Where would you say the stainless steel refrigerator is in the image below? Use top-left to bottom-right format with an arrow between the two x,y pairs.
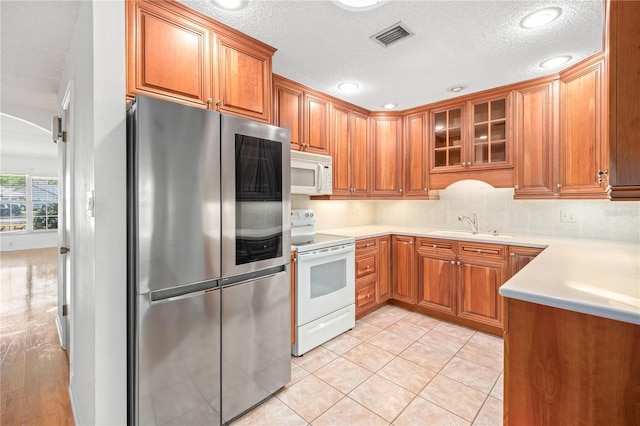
127,95 -> 291,425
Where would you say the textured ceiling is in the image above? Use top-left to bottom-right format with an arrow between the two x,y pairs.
0,0 -> 80,158
0,0 -> 603,158
1,0 -> 80,114
181,0 -> 603,111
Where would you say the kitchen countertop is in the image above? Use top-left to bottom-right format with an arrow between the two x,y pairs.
323,225 -> 640,325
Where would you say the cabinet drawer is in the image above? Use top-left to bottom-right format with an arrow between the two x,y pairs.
458,242 -> 506,259
356,238 -> 378,251
356,284 -> 376,309
356,254 -> 377,278
416,238 -> 456,254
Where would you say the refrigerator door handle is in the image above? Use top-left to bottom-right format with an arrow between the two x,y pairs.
220,265 -> 286,288
149,280 -> 220,304
149,289 -> 209,305
221,273 -> 280,290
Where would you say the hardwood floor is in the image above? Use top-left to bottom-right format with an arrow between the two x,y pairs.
1,248 -> 74,425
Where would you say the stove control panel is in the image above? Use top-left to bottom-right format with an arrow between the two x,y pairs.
291,209 -> 315,227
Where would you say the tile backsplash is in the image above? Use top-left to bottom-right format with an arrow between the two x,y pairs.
292,180 -> 640,243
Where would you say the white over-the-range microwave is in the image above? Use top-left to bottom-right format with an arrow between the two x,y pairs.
291,150 -> 333,195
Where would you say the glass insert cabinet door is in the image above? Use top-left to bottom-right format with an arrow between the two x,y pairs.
431,97 -> 509,170
433,107 -> 463,168
473,98 -> 507,165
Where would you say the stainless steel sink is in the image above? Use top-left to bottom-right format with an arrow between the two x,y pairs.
427,230 -> 476,237
427,230 -> 513,239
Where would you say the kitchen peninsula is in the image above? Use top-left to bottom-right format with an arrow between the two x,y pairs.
324,225 -> 640,424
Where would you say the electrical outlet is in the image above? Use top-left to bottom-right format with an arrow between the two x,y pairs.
355,206 -> 361,218
560,209 -> 577,223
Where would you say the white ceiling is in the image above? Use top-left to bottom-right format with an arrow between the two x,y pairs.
0,114 -> 57,159
0,0 -> 603,159
1,0 -> 80,159
181,0 -> 604,111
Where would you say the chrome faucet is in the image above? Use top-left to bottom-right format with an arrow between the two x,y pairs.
458,213 -> 478,234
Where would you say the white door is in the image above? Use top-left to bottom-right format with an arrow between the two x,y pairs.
56,85 -> 73,351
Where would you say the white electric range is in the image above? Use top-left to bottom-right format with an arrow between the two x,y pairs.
290,209 -> 355,356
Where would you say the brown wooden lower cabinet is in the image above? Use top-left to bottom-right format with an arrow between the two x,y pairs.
413,238 -> 507,335
504,298 -> 640,425
508,246 -> 544,278
391,235 -> 416,304
416,238 -> 457,315
355,234 -> 543,335
456,254 -> 505,329
355,236 -> 391,318
377,236 -> 391,302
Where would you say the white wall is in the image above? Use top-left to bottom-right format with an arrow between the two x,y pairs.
1,154 -> 58,176
298,180 -> 640,243
58,0 -> 126,424
0,154 -> 58,251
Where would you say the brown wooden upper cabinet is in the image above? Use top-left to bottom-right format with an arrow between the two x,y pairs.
330,102 -> 369,197
513,78 -> 558,199
126,0 -> 274,122
215,33 -> 272,122
429,94 -> 513,189
272,75 -> 330,154
607,0 -> 640,200
273,76 -> 303,149
370,114 -> 403,197
558,54 -> 608,199
403,111 -> 432,197
304,93 -> 330,154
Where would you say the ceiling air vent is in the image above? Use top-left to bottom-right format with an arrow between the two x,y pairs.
370,22 -> 414,47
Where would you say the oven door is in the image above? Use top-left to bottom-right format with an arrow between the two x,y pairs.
296,243 -> 355,326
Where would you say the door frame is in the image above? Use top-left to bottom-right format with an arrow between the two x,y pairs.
56,80 -> 74,356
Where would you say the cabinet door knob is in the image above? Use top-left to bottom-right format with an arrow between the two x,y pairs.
206,98 -> 213,104
450,260 -> 455,264
399,188 -> 403,193
514,184 -> 519,190
510,253 -> 515,257
215,100 -> 222,107
365,265 -> 370,269
477,249 -> 482,254
432,244 -> 437,248
456,261 -> 461,265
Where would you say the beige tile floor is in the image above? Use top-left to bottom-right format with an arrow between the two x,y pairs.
233,305 -> 504,426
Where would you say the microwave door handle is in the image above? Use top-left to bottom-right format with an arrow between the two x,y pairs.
317,163 -> 324,193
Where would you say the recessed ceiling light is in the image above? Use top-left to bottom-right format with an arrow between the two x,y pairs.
520,7 -> 562,29
447,85 -> 467,93
212,0 -> 248,10
333,0 -> 388,12
337,81 -> 359,93
382,103 -> 398,109
539,55 -> 572,68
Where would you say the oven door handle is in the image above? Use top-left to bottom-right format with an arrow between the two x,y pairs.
298,244 -> 354,260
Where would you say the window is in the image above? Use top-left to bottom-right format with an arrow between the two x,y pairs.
0,173 -> 58,233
